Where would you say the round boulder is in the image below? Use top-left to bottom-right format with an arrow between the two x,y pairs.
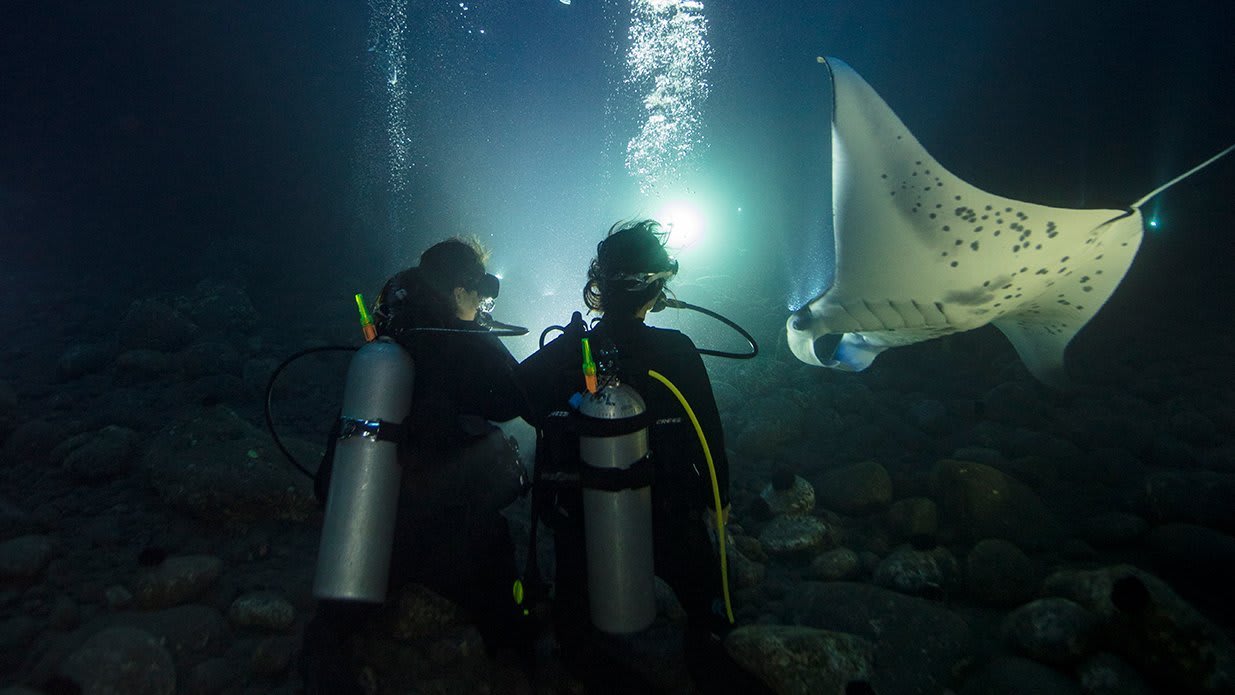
56,626 -> 176,695
965,538 -> 1038,606
1001,597 -> 1100,665
759,516 -> 832,556
725,624 -> 875,695
814,461 -> 893,515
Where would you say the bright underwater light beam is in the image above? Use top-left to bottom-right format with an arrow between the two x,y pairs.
624,0 -> 713,194
657,201 -> 704,250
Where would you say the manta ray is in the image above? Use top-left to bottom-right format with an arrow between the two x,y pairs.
787,57 -> 1233,388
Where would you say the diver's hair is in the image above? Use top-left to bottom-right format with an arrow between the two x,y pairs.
419,237 -> 489,295
584,219 -> 674,316
376,237 -> 489,332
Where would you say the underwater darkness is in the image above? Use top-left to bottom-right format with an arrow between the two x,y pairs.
2,0 -> 1235,693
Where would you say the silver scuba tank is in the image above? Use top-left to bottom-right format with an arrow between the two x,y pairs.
313,338 -> 415,602
577,382 -> 657,634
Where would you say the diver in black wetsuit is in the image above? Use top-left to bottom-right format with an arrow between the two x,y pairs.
518,220 -> 762,693
301,238 -> 530,694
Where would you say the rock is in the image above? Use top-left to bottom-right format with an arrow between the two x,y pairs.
57,343 -> 118,381
3,419 -> 58,468
907,399 -> 949,433
959,656 -> 1082,695
0,534 -> 56,581
982,382 -> 1043,427
724,624 -> 875,695
383,584 -> 469,641
1043,564 -> 1235,693
951,446 -> 1006,467
807,548 -> 861,581
886,497 -> 939,540
760,475 -> 815,517
119,299 -> 198,352
965,538 -> 1038,606
814,461 -> 893,515
105,584 -> 134,609
1144,471 -> 1235,534
930,459 -> 1061,549
180,342 -> 243,379
178,279 -> 259,334
250,635 -> 295,676
1001,598 -> 1100,665
872,544 -> 960,598
56,626 -> 176,695
228,591 -> 295,632
758,516 -> 832,556
1080,448 -> 1148,487
1169,410 -> 1218,446
785,581 -> 972,695
48,594 -> 81,631
735,415 -> 800,455
183,657 -> 242,695
62,426 -> 138,483
729,543 -> 767,589
132,555 -> 223,609
141,406 -> 319,523
1149,433 -> 1199,469
1076,652 -> 1154,695
1080,512 -> 1149,547
126,604 -> 230,669
0,381 -> 17,414
114,349 -> 179,384
1144,523 -> 1235,594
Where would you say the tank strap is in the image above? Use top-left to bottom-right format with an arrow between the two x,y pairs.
573,410 -> 653,437
579,454 -> 655,492
337,416 -> 407,444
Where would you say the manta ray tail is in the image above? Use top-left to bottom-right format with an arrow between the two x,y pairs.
1130,144 -> 1235,210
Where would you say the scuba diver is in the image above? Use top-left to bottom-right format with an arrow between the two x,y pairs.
299,238 -> 532,694
517,220 -> 767,693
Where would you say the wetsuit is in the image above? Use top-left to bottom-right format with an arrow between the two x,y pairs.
517,315 -> 731,639
303,314 -> 528,694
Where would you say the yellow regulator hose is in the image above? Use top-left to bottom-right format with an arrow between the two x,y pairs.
646,369 -> 734,625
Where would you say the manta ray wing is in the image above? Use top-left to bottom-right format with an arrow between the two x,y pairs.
786,57 -> 1228,388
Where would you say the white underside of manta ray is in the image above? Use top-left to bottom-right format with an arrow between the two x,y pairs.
787,57 -> 1234,388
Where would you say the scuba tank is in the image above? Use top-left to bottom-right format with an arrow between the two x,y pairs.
313,337 -> 415,602
573,335 -> 657,634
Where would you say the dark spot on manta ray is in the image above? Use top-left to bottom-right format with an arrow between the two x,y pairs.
950,261 -> 959,267
1083,286 -> 1093,292
971,241 -> 980,251
1035,244 -> 1042,250
1013,245 -> 1020,252
983,280 -> 991,286
955,195 -> 962,201
943,225 -> 951,232
941,252 -> 948,256
944,287 -> 995,305
1036,269 -> 1048,275
955,240 -> 963,246
1080,276 -> 1090,282
881,174 -> 888,179
974,226 -> 984,233
930,213 -> 937,219
1060,256 -> 1070,262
